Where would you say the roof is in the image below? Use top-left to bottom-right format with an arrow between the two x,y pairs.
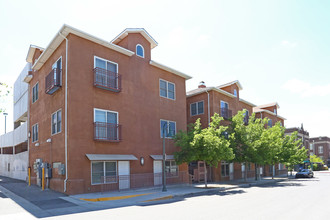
111,28 -> 158,49
150,155 -> 175,160
256,102 -> 280,109
253,108 -> 286,120
31,24 -> 135,70
217,80 -> 243,90
149,60 -> 192,80
86,154 -> 138,161
186,87 -> 236,98
26,45 -> 44,63
239,98 -> 256,107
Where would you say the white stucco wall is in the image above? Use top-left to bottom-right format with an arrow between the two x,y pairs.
14,63 -> 30,122
0,151 -> 28,181
0,123 -> 27,148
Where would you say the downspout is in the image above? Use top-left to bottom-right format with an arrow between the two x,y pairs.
204,89 -> 210,125
58,32 -> 68,192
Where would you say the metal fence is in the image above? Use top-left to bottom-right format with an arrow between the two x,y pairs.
94,67 -> 121,92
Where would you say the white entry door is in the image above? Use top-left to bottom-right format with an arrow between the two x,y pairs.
229,163 -> 234,180
118,161 -> 130,190
153,160 -> 162,186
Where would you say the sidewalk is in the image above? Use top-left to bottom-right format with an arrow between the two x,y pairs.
0,174 -> 294,218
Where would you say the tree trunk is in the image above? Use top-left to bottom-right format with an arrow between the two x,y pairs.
204,161 -> 208,188
272,164 -> 274,179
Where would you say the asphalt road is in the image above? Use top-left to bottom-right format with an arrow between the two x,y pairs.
1,172 -> 329,219
51,171 -> 330,220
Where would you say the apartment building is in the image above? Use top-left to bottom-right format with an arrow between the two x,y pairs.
0,63 -> 30,180
25,25 -> 191,194
310,137 -> 330,166
186,80 -> 257,182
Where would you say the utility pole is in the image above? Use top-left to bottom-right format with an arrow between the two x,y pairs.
162,122 -> 167,192
3,112 -> 8,134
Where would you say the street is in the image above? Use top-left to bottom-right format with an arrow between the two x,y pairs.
1,171 -> 330,220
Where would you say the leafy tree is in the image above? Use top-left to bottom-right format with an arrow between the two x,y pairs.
174,113 -> 234,187
310,154 -> 324,164
280,131 -> 307,176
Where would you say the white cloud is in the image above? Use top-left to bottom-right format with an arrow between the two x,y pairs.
282,78 -> 330,97
281,40 -> 298,48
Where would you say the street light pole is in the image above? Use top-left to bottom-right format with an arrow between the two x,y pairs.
3,112 -> 8,134
162,122 -> 167,192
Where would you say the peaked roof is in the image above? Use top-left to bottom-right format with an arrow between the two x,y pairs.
30,24 -> 135,70
217,80 -> 243,90
26,45 -> 44,63
111,28 -> 158,49
256,102 -> 280,109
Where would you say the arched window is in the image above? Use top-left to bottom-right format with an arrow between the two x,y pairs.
234,89 -> 237,97
136,44 -> 144,58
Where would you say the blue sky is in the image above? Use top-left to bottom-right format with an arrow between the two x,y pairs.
0,0 -> 329,137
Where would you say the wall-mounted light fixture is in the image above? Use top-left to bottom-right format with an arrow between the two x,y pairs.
35,143 -> 39,147
140,157 -> 145,166
46,138 -> 52,143
28,131 -> 31,138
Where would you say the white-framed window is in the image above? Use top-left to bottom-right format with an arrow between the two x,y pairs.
220,100 -> 230,118
136,44 -> 144,58
234,89 -> 237,97
94,108 -> 119,141
221,161 -> 229,176
32,82 -> 39,103
32,123 -> 38,143
268,119 -> 273,127
160,120 -> 176,138
165,160 -> 178,176
190,101 -> 204,116
52,57 -> 62,82
310,143 -> 314,151
51,109 -> 62,135
91,161 -> 117,184
319,146 -> 323,154
159,79 -> 175,100
94,56 -> 119,90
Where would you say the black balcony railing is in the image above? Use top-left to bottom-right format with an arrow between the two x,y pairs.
94,67 -> 121,92
220,108 -> 232,120
94,122 -> 121,142
45,68 -> 62,94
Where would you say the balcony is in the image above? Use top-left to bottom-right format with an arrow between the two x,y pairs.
94,67 -> 121,92
94,122 -> 122,142
220,108 -> 232,120
45,68 -> 62,95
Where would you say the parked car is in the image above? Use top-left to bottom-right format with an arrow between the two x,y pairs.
295,169 -> 314,178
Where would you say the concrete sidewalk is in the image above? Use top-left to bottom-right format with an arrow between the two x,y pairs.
0,174 -> 294,218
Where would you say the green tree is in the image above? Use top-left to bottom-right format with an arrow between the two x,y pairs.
174,113 -> 235,188
280,131 -> 307,176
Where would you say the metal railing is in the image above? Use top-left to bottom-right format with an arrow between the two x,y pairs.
94,122 -> 122,142
45,68 -> 61,94
220,108 -> 232,120
98,171 -> 190,192
94,67 -> 121,92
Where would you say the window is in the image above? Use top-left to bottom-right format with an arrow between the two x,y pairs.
94,109 -> 119,141
268,119 -> 273,127
32,83 -> 39,103
160,120 -> 176,138
165,160 -> 178,176
91,161 -> 117,184
319,146 -> 323,154
274,109 -> 277,114
52,57 -> 62,84
190,101 -> 204,116
32,124 -> 38,143
220,101 -> 230,119
234,89 -> 237,97
221,161 -> 229,176
136,44 -> 144,58
159,79 -> 175,100
94,56 -> 119,90
51,110 -> 62,135
310,143 -> 314,151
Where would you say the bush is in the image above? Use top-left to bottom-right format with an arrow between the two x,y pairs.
312,163 -> 319,171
